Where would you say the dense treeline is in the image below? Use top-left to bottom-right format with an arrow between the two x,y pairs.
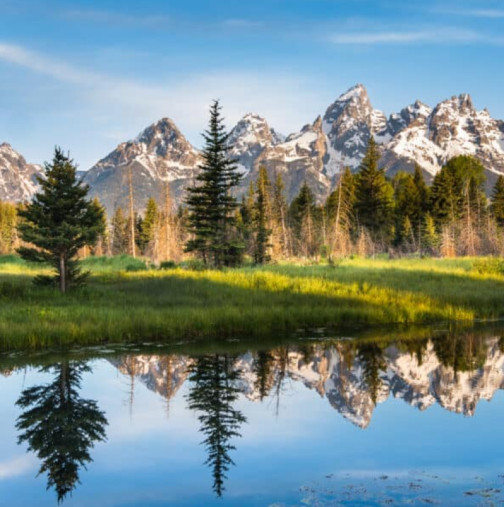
3,137 -> 504,265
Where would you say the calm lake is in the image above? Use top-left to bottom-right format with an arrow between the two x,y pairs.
1,327 -> 504,506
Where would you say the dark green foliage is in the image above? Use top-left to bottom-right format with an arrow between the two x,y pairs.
432,333 -> 486,373
326,167 -> 356,225
138,197 -> 158,254
491,175 -> 504,227
393,168 -> 429,248
16,361 -> 108,503
430,155 -> 485,226
253,167 -> 272,264
354,137 -> 394,243
111,207 -> 128,255
185,101 -> 243,267
186,354 -> 247,497
289,182 -> 320,257
356,342 -> 386,405
238,182 -> 256,255
17,148 -> 104,292
253,350 -> 274,401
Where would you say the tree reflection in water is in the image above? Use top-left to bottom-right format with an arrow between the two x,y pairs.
16,361 -> 108,503
186,354 -> 247,497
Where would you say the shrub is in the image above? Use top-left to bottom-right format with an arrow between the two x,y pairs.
159,261 -> 177,270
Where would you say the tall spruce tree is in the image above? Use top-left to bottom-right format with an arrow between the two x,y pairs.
186,355 -> 246,497
111,207 -> 128,255
430,155 -> 485,227
185,101 -> 243,267
17,148 -> 104,293
491,175 -> 504,227
253,167 -> 272,264
354,137 -> 394,244
16,362 -> 108,503
138,197 -> 159,255
289,182 -> 319,257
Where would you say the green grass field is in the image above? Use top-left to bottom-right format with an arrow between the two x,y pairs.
0,255 -> 503,350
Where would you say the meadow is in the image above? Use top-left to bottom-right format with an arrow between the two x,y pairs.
0,254 -> 503,351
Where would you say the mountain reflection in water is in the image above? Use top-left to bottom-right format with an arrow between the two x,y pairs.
2,331 -> 504,505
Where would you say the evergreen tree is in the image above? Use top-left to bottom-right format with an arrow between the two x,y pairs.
356,342 -> 386,405
17,148 -> 104,292
253,351 -> 274,401
186,355 -> 247,497
185,101 -> 243,267
138,197 -> 159,255
16,361 -> 108,503
239,181 -> 256,256
430,155 -> 485,227
422,213 -> 439,254
289,182 -> 319,257
271,173 -> 290,258
354,137 -> 394,245
491,175 -> 504,227
90,198 -> 109,256
253,167 -> 272,264
111,207 -> 128,255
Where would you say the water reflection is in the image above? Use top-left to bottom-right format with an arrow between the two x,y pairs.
186,355 -> 246,497
15,361 -> 108,503
3,331 -> 504,503
112,333 -> 504,431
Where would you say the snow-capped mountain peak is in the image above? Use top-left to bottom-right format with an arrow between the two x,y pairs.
0,143 -> 42,202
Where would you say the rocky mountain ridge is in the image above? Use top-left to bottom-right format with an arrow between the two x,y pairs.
2,84 -> 504,212
0,143 -> 42,203
111,337 -> 504,430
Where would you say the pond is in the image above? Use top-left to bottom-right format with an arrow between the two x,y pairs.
1,326 -> 504,506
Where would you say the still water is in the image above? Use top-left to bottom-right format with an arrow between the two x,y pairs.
1,328 -> 504,506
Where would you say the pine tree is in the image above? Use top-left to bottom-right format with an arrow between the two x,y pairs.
491,175 -> 504,227
422,213 -> 439,254
271,173 -> 290,258
239,181 -> 256,256
253,167 -> 272,264
17,148 -> 104,293
90,198 -> 109,256
354,137 -> 394,245
111,207 -> 128,255
185,101 -> 243,267
430,155 -> 485,227
139,197 -> 159,255
16,361 -> 108,503
289,182 -> 319,257
186,355 -> 246,497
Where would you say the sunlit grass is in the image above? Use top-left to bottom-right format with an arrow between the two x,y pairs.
0,255 -> 502,351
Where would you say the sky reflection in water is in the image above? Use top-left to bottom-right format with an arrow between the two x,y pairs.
1,331 -> 504,506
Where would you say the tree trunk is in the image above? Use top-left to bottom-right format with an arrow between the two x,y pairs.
59,253 -> 66,293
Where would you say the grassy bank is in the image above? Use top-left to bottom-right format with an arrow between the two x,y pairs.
0,255 -> 503,350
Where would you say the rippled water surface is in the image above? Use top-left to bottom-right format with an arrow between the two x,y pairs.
1,328 -> 504,506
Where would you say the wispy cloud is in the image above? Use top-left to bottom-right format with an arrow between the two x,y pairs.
223,19 -> 264,29
0,41 -> 329,166
328,27 -> 502,45
0,455 -> 35,480
435,8 -> 504,19
63,8 -> 171,28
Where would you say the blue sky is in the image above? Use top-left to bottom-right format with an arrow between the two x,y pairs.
0,0 -> 503,169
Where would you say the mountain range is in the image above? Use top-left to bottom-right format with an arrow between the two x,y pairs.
2,84 -> 504,214
111,336 -> 504,429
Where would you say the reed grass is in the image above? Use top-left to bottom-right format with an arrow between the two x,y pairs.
0,255 -> 502,351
